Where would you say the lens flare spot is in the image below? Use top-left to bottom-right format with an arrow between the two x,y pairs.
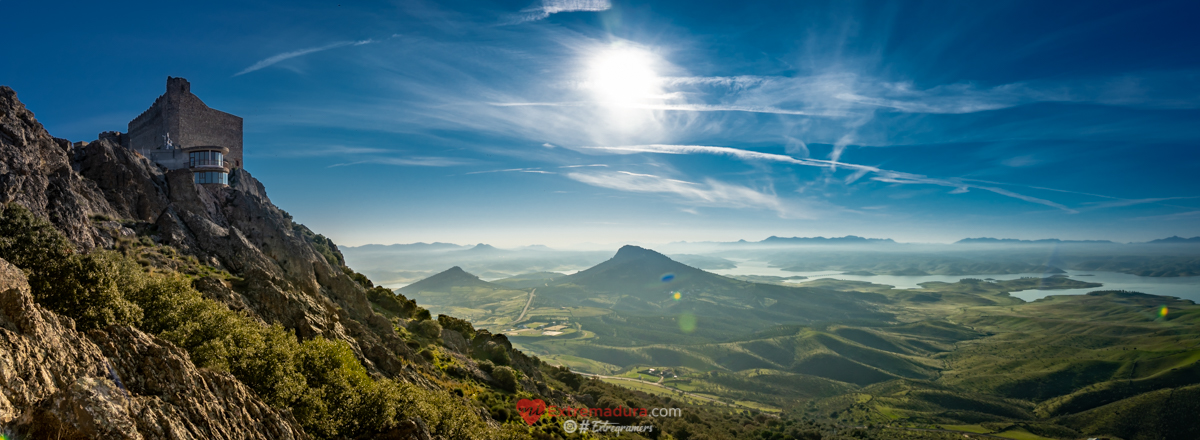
673,292 -> 682,301
1160,306 -> 1169,318
679,312 -> 697,333
661,273 -> 675,282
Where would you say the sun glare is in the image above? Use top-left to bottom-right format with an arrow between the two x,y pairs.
585,48 -> 661,106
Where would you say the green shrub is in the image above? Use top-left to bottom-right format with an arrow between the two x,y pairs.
473,340 -> 511,366
414,307 -> 432,321
0,203 -> 73,273
438,314 -> 476,338
477,360 -> 495,374
409,319 -> 443,339
0,204 -> 142,330
46,251 -> 144,330
492,366 -> 520,392
367,286 -> 417,317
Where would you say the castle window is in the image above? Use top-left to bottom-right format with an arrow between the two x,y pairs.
193,171 -> 228,185
189,150 -> 224,167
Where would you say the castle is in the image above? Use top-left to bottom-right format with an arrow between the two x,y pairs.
109,77 -> 243,185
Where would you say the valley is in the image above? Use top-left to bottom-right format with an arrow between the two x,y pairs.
395,244 -> 1200,440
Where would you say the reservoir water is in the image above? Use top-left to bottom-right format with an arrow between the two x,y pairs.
710,259 -> 1200,303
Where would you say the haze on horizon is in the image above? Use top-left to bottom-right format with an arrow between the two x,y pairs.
4,0 -> 1199,248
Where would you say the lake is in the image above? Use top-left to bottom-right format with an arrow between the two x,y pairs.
710,259 -> 1200,303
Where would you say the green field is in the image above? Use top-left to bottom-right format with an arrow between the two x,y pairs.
401,256 -> 1200,440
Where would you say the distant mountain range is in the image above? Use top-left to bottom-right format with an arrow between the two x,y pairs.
346,242 -> 466,251
955,237 -> 1117,244
463,243 -> 507,254
347,235 -> 1200,254
958,237 -> 1200,245
759,235 -> 897,244
1147,236 -> 1200,244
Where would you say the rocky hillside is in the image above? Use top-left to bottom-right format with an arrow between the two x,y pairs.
0,83 -> 423,373
0,85 -> 488,437
0,257 -> 308,439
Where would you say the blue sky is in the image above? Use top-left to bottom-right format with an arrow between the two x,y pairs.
4,0 -> 1199,246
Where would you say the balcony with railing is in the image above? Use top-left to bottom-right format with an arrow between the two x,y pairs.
184,146 -> 230,171
183,146 -> 232,185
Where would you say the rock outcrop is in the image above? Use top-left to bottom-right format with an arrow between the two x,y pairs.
0,85 -> 418,380
0,257 -> 308,439
0,87 -> 116,249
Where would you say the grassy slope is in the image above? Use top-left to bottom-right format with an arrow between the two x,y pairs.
398,259 -> 1200,439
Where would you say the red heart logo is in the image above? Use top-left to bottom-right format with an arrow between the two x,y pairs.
516,398 -> 546,425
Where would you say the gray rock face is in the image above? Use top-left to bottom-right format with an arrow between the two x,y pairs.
0,85 -> 416,379
0,86 -> 116,249
0,258 -> 308,439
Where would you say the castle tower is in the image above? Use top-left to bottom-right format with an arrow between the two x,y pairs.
127,77 -> 243,185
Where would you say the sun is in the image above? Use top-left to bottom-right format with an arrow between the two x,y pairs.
584,47 -> 661,106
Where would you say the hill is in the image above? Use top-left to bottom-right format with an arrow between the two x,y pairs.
399,265 -> 501,293
536,246 -> 892,333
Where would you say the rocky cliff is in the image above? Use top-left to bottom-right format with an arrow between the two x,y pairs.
0,86 -> 446,437
0,84 -> 420,371
0,257 -> 308,438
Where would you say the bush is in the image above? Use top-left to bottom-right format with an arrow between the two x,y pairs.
438,314 -> 476,338
414,307 -> 432,321
367,286 -> 417,317
45,251 -> 144,330
474,340 -> 511,366
0,204 -> 141,330
0,203 -> 73,274
492,366 -> 520,392
409,319 -> 443,339
477,360 -> 495,374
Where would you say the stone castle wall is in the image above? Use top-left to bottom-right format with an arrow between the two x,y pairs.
127,77 -> 243,169
127,95 -> 167,159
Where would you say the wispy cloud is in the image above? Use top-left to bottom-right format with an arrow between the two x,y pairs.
235,39 -> 376,76
277,145 -> 394,157
490,101 -> 850,117
507,0 -> 611,24
328,156 -> 471,168
465,167 -> 555,175
582,144 -> 1079,213
566,170 -> 813,218
1083,197 -> 1198,210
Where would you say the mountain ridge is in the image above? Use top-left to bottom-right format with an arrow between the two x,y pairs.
956,237 -> 1117,244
